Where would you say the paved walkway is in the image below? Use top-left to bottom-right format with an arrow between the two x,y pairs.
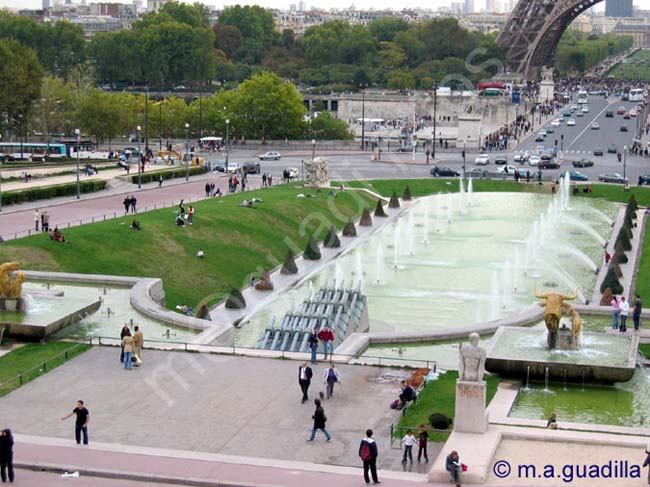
0,347 -> 427,472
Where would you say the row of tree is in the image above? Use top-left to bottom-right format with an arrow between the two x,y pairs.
600,194 -> 637,299
556,31 -> 633,75
2,66 -> 351,143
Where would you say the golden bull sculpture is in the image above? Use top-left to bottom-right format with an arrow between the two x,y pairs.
535,289 -> 581,349
0,262 -> 25,300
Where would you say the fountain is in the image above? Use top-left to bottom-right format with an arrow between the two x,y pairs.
423,205 -> 430,244
467,178 -> 473,206
0,262 -> 102,340
393,224 -> 401,268
375,244 -> 384,284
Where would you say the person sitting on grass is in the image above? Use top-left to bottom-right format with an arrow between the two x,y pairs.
131,220 -> 141,231
241,199 -> 255,208
175,214 -> 185,226
53,227 -> 65,243
196,248 -> 204,259
397,380 -> 417,409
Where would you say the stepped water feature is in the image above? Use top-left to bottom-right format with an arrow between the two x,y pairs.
257,284 -> 368,352
235,184 -> 617,347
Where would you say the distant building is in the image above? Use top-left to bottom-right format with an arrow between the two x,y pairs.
89,2 -> 138,23
605,0 -> 633,18
290,3 -> 296,11
68,15 -> 122,37
147,0 -> 170,12
485,0 -> 495,13
42,0 -> 52,9
298,0 -> 305,11
463,0 -> 475,14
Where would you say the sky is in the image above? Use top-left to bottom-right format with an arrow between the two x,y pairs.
0,0 -> 613,15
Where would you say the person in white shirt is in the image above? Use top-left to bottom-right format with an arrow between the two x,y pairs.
34,209 -> 40,231
620,296 -> 630,332
401,430 -> 416,463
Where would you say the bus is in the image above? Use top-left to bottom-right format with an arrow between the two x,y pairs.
478,82 -> 505,97
629,88 -> 645,102
0,142 -> 67,162
577,90 -> 588,104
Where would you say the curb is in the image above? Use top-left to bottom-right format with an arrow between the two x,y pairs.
15,461 -> 283,487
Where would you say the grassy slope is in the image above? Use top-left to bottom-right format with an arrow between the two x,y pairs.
395,371 -> 499,442
0,186 -> 375,309
0,342 -> 90,396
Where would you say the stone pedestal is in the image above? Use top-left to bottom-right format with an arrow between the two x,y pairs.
539,80 -> 554,104
454,380 -> 489,434
457,115 -> 481,148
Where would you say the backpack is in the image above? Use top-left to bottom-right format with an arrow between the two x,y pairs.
360,442 -> 372,462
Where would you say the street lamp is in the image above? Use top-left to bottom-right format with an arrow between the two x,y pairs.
360,84 -> 367,150
136,125 -> 142,189
462,139 -> 467,175
74,128 -> 80,199
225,119 -> 230,164
623,145 -> 628,183
432,83 -> 438,159
184,123 -> 190,181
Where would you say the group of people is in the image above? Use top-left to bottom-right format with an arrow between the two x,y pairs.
305,325 -> 336,363
120,324 -> 144,370
122,195 -> 138,215
611,294 -> 643,332
399,425 -> 430,464
204,182 -> 222,197
228,175 -> 245,193
175,200 -> 195,227
33,209 -> 50,232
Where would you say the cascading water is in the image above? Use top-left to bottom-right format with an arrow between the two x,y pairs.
393,223 -> 401,268
459,179 -> 466,210
407,210 -> 415,256
446,192 -> 453,223
355,250 -> 364,289
467,178 -> 473,206
435,193 -> 442,232
375,244 -> 384,284
334,262 -> 343,290
423,205 -> 430,244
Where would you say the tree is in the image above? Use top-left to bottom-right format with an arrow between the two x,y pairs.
0,38 -> 43,130
304,235 -> 322,260
368,17 -> 409,42
307,111 -> 353,140
138,1 -> 211,28
213,24 -> 244,58
230,72 -> 305,139
600,266 -> 623,294
75,88 -> 125,144
218,5 -> 279,63
302,21 -> 376,66
378,42 -> 406,71
387,69 -> 416,90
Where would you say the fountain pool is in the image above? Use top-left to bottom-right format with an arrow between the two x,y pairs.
10,282 -> 200,341
235,192 -> 617,348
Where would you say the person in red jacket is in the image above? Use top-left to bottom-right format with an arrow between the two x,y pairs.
317,325 -> 335,359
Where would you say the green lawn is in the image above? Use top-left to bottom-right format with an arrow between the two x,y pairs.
0,186 -> 375,310
0,341 -> 91,396
339,178 -> 650,206
639,343 -> 650,359
607,50 -> 650,81
395,371 -> 500,442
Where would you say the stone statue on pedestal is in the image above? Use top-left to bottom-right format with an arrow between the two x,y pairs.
303,157 -> 330,188
541,66 -> 554,82
459,332 -> 486,382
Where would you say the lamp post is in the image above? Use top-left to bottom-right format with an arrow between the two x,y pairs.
184,123 -> 190,181
144,86 -> 149,154
360,85 -> 366,150
74,128 -> 80,199
432,83 -> 438,159
225,118 -> 230,164
623,145 -> 628,183
136,125 -> 142,189
462,139 -> 467,175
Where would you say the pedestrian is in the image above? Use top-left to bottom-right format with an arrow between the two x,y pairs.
307,399 -> 332,442
130,195 -> 137,214
120,324 -> 131,362
188,205 -> 195,225
262,173 -> 267,187
322,363 -> 341,399
308,327 -> 319,364
605,250 -> 611,265
620,296 -> 629,332
401,429 -> 415,463
123,196 -> 130,215
61,400 -> 89,445
611,295 -> 620,330
417,424 -> 429,462
34,209 -> 40,232
634,294 -> 643,330
205,183 -> 211,197
0,429 -> 14,484
446,450 -> 461,487
317,324 -> 335,359
210,183 -> 215,196
122,333 -> 135,369
298,361 -> 313,404
359,429 -> 380,485
547,411 -> 558,429
158,175 -> 163,188
179,199 -> 185,216
268,174 -> 273,186
133,325 -> 143,361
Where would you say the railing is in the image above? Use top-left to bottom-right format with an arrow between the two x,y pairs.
0,341 -> 91,397
87,335 -> 437,371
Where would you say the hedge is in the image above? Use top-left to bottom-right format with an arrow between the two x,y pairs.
2,180 -> 107,206
130,165 -> 208,184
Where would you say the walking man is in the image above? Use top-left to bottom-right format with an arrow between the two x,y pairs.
308,327 -> 319,364
417,424 -> 429,462
122,333 -> 135,369
158,175 -> 163,188
307,399 -> 332,442
634,294 -> 643,330
133,325 -> 143,360
61,400 -> 89,445
359,429 -> 380,484
34,209 -> 40,232
0,429 -> 14,483
130,195 -> 137,214
322,363 -> 341,399
298,361 -> 313,404
188,205 -> 195,225
620,296 -> 629,332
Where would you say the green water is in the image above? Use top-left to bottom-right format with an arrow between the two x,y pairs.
511,368 -> 650,427
16,282 -> 199,341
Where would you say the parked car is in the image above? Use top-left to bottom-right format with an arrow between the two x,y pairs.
431,166 -> 461,177
243,161 -> 261,174
468,167 -> 487,177
567,119 -> 576,126
560,170 -> 589,181
605,111 -> 614,118
639,174 -> 650,185
396,146 -> 412,152
496,164 -> 518,174
620,125 -> 628,132
598,172 -> 627,183
494,154 -> 508,165
258,151 -> 282,161
591,122 -> 600,130
285,167 -> 299,179
475,154 -> 490,165
226,162 -> 241,173
593,148 -> 604,156
607,144 -> 617,153
539,160 -> 561,169
572,158 -> 594,168
528,155 -> 541,166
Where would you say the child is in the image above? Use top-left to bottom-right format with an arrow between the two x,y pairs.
417,424 -> 429,462
401,429 -> 416,463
